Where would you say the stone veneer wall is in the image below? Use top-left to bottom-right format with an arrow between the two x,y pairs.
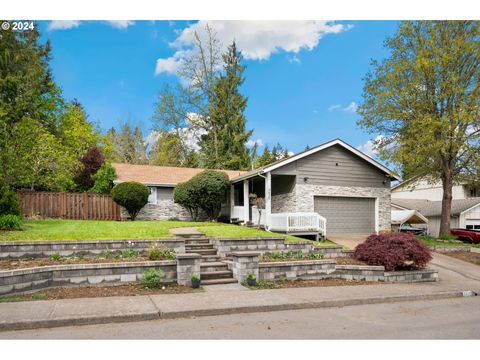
121,199 -> 208,221
272,192 -> 297,213
0,261 -> 177,295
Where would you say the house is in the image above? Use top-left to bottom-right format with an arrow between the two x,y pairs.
391,176 -> 480,236
113,138 -> 399,238
113,163 -> 245,220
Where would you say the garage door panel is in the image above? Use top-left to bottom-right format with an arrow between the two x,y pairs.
314,196 -> 375,234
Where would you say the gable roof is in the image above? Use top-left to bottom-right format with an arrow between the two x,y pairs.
113,163 -> 246,187
391,198 -> 480,217
232,138 -> 400,183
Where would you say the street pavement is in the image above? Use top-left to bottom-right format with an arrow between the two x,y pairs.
1,296 -> 479,339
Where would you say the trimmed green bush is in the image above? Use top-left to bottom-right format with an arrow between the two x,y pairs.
193,170 -> 230,220
0,183 -> 20,216
173,181 -> 200,221
141,268 -> 165,289
111,181 -> 149,220
0,215 -> 22,230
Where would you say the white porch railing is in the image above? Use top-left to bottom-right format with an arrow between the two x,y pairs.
268,212 -> 326,236
231,206 -> 245,221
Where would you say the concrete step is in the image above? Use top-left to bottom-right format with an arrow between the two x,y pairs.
201,270 -> 233,280
200,262 -> 228,272
185,244 -> 214,250
201,278 -> 238,286
186,249 -> 217,256
201,255 -> 221,262
175,233 -> 206,239
184,239 -> 211,245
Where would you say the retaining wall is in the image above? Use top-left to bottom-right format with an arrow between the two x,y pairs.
0,261 -> 177,295
384,269 -> 439,283
0,239 -> 185,259
429,246 -> 471,252
259,259 -> 336,281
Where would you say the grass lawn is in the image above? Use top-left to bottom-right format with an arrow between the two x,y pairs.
417,235 -> 480,248
0,219 -> 220,241
0,219 -> 336,244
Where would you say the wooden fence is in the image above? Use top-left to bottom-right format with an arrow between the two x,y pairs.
17,191 -> 122,220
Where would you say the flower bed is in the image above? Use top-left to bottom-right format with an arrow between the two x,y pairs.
244,278 -> 376,290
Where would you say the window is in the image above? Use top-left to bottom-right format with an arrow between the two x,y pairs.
148,187 -> 157,204
467,225 -> 474,230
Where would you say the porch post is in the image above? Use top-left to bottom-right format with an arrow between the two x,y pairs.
265,172 -> 271,229
243,180 -> 249,224
230,184 -> 235,221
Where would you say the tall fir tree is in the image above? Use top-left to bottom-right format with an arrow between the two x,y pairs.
200,42 -> 253,170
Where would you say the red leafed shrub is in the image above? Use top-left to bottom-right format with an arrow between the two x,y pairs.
353,232 -> 432,271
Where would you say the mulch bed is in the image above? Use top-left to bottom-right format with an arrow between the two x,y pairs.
0,256 -> 173,271
334,257 -> 367,266
441,251 -> 480,266
247,278 -> 376,290
0,283 -> 198,302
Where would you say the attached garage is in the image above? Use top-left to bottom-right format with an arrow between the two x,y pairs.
314,196 -> 376,235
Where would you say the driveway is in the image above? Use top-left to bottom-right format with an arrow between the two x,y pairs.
327,234 -> 369,249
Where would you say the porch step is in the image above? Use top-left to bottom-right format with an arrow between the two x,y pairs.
185,244 -> 214,250
201,270 -> 233,280
201,278 -> 238,286
186,248 -> 217,256
200,262 -> 228,272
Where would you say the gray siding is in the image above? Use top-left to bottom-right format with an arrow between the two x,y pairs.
157,187 -> 174,200
278,145 -> 390,188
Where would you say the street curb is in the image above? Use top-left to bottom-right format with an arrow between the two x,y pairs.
0,290 -> 474,332
158,290 -> 473,319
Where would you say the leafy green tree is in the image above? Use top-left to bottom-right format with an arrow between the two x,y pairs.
358,21 -> 480,236
0,180 -> 20,216
255,146 -> 274,168
111,182 -> 149,220
5,118 -> 74,191
173,182 -> 201,221
200,42 -> 253,170
89,163 -> 117,194
191,170 -> 230,221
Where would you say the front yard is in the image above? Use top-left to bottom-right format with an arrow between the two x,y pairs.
0,219 -> 336,244
417,235 -> 480,248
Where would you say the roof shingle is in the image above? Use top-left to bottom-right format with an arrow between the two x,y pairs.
113,163 -> 246,186
392,198 -> 480,217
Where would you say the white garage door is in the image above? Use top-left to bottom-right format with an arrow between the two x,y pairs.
314,196 -> 376,234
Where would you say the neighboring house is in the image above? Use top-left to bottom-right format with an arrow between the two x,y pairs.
113,139 -> 399,239
391,175 -> 480,236
391,176 -> 480,201
392,198 -> 480,237
113,163 -> 245,221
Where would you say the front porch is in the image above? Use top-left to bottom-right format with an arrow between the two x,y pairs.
229,173 -> 327,240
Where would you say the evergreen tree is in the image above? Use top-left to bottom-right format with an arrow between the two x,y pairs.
200,42 -> 253,170
255,146 -> 275,168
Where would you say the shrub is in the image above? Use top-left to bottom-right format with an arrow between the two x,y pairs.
354,232 -> 432,271
0,183 -> 20,216
147,244 -> 164,261
111,181 -> 149,220
247,271 -> 256,280
103,249 -> 111,258
173,182 -> 200,221
121,248 -> 139,258
89,163 -> 116,194
191,273 -> 200,281
0,215 -> 22,230
141,268 -> 164,289
162,249 -> 176,260
50,253 -> 62,261
192,170 -> 230,221
439,233 -> 458,241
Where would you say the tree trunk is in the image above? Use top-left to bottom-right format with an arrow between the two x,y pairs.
439,169 -> 453,237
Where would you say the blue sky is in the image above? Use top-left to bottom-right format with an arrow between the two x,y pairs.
38,20 -> 399,157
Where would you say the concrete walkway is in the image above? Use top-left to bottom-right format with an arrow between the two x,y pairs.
328,234 -> 368,249
169,227 -> 201,236
1,252 -> 479,332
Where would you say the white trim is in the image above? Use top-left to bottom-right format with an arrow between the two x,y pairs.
243,180 -> 249,224
460,202 -> 480,216
265,172 -> 272,229
375,197 -> 379,234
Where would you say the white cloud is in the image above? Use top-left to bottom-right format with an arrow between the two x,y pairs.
48,20 -> 134,31
246,139 -> 264,148
155,20 -> 351,76
154,51 -> 189,76
106,20 -> 134,29
343,102 -> 358,113
328,104 -> 342,112
357,135 -> 385,158
48,20 -> 81,31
